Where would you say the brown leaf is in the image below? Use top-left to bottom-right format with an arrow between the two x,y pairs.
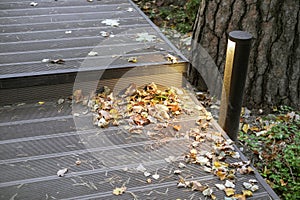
173,125 -> 181,131
50,59 -> 65,64
191,181 -> 207,192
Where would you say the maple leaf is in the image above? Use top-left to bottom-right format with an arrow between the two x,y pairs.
136,33 -> 156,42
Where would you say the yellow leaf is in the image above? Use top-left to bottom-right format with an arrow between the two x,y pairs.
224,188 -> 235,196
233,194 -> 246,200
173,125 -> 181,131
280,179 -> 287,186
216,170 -> 227,181
38,101 -> 45,105
242,190 -> 253,197
242,124 -> 249,133
113,186 -> 126,195
211,194 -> 217,200
128,57 -> 138,63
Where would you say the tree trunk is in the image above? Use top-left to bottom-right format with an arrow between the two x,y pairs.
189,0 -> 300,109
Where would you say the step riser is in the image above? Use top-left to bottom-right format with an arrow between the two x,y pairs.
0,64 -> 187,105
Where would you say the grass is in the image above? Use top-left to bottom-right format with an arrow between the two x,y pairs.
135,0 -> 200,33
238,107 -> 300,199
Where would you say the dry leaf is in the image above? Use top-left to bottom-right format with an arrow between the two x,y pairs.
166,54 -> 178,64
100,31 -> 110,37
251,185 -> 259,192
38,101 -> 45,105
243,182 -> 252,190
215,184 -> 225,190
136,164 -> 146,172
127,7 -> 134,12
88,51 -> 98,56
178,162 -> 186,168
50,59 -> 65,64
225,180 -> 235,188
242,190 -> 253,197
202,187 -> 213,196
224,188 -> 235,196
113,186 -> 126,195
173,125 -> 181,131
152,173 -> 160,180
101,19 -> 120,27
30,2 -> 38,6
144,171 -> 151,177
42,58 -> 50,63
136,33 -> 156,42
192,181 -> 207,192
57,168 -> 68,177
128,57 -> 138,63
75,160 -> 81,165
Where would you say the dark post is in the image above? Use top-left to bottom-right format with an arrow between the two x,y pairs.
219,31 -> 252,141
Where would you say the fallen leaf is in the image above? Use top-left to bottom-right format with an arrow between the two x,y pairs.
128,57 -> 138,63
41,58 -> 50,63
57,168 -> 68,177
174,170 -> 182,174
202,187 -> 213,196
75,159 -> 81,165
101,19 -> 120,27
242,124 -> 249,133
192,181 -> 207,192
251,185 -> 259,192
127,7 -> 134,12
136,164 -> 146,172
144,171 -> 151,177
38,101 -> 45,105
215,184 -> 225,190
57,98 -> 64,105
113,186 -> 126,195
152,173 -> 160,180
136,33 -> 156,42
225,180 -> 235,188
173,125 -> 181,131
50,59 -> 65,64
88,51 -> 98,56
243,182 -> 252,190
178,162 -> 186,168
30,2 -> 38,6
242,190 -> 253,197
224,188 -> 235,196
165,54 -> 178,64
100,31 -> 110,37
195,156 -> 209,166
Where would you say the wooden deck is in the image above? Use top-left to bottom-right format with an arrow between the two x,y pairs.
0,1 -> 279,199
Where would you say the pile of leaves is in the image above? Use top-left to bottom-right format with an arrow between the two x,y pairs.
239,106 -> 300,199
74,83 -> 184,131
176,125 -> 260,200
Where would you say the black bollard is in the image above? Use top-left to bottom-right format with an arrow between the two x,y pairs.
219,31 -> 252,141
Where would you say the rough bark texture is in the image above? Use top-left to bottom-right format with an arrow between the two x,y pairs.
190,0 -> 300,109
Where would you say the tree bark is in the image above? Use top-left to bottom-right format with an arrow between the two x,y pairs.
190,0 -> 300,109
